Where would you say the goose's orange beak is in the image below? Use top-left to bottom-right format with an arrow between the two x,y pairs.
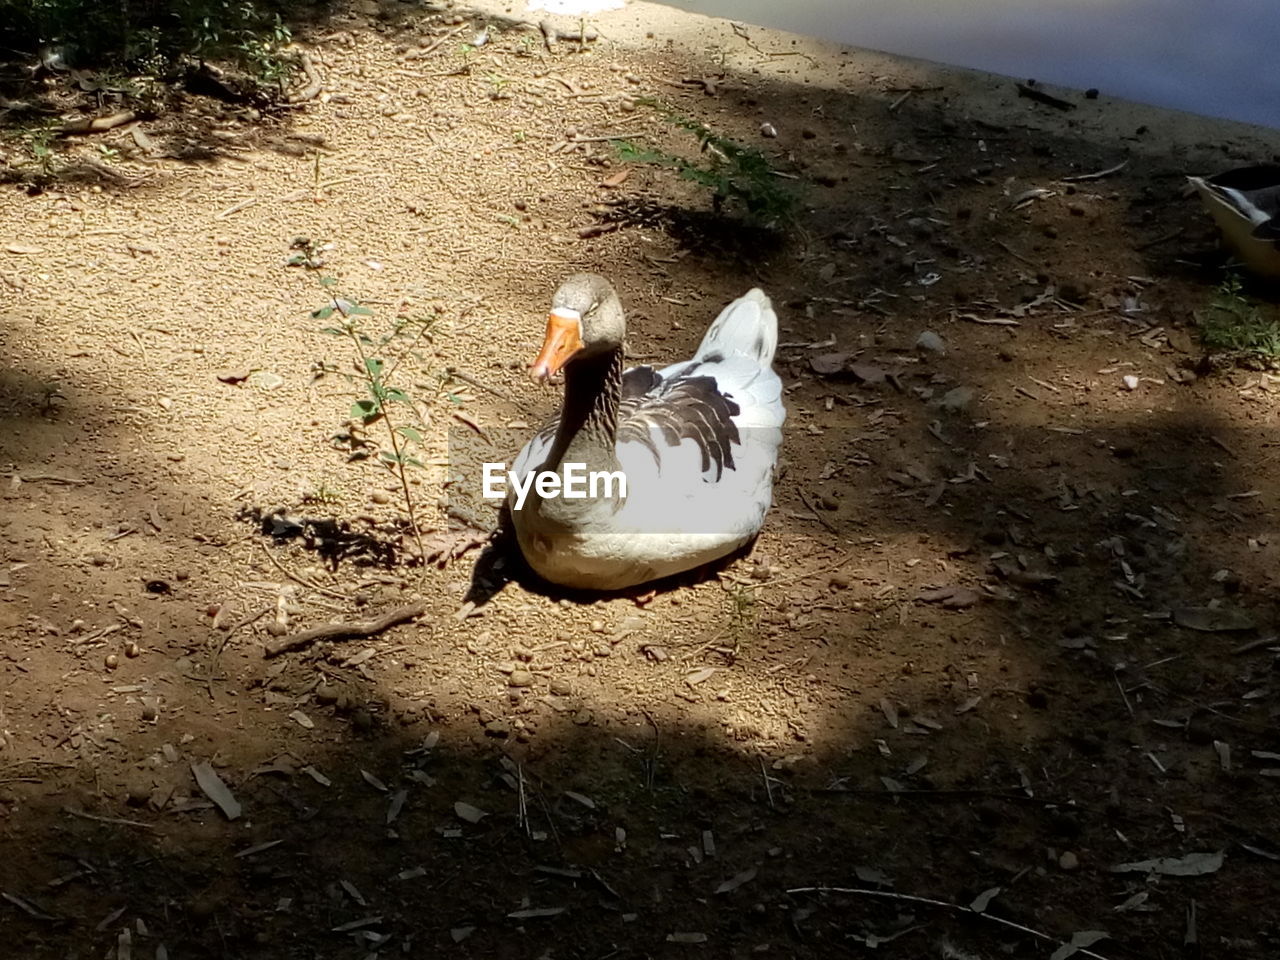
530,311 -> 583,380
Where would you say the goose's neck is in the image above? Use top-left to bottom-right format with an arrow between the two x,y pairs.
548,346 -> 624,470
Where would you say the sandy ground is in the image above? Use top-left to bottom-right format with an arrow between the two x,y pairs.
2,1 -> 1280,957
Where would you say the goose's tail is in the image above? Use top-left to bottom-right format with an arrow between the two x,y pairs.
693,289 -> 778,367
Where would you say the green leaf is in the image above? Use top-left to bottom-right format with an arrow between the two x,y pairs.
403,455 -> 425,469
318,326 -> 346,337
349,304 -> 373,316
364,358 -> 384,379
351,399 -> 380,420
379,450 -> 402,465
384,387 -> 410,404
397,426 -> 423,443
319,275 -> 337,287
312,306 -> 335,320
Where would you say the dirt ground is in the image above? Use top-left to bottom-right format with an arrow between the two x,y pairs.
2,1 -> 1280,957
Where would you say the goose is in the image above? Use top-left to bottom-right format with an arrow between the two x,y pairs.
1188,165 -> 1280,277
506,274 -> 785,591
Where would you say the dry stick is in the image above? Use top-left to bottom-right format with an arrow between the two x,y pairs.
64,806 -> 156,830
786,886 -> 1113,960
60,110 -> 136,135
259,542 -> 349,601
796,488 -> 840,534
1060,160 -> 1128,183
445,366 -> 517,403
17,473 -> 91,485
1137,227 -> 1184,250
263,601 -> 427,658
418,23 -> 469,57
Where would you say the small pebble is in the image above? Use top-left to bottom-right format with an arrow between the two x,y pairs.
1122,374 -> 1140,391
1059,851 -> 1080,871
914,330 -> 946,355
125,641 -> 140,658
370,490 -> 391,504
549,678 -> 573,696
508,669 -> 534,688
760,122 -> 777,138
105,654 -> 119,670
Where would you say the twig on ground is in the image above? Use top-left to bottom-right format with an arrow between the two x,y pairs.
61,110 -> 136,135
215,197 -> 258,220
1060,160 -> 1127,182
993,239 -> 1038,267
263,601 -> 428,658
64,806 -> 156,829
1137,228 -> 1184,250
797,488 -> 839,534
445,366 -> 517,403
786,886 -> 1113,960
259,543 -> 349,601
1015,82 -> 1076,111
15,473 -> 90,485
414,24 -> 469,58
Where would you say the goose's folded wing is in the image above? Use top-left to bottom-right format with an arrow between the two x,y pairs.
616,364 -> 741,481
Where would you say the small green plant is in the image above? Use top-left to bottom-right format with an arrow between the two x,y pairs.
724,583 -> 758,655
1196,273 -> 1280,362
615,99 -> 798,226
301,479 -> 343,506
23,126 -> 59,182
455,42 -> 476,74
486,72 -> 511,100
313,273 -> 438,564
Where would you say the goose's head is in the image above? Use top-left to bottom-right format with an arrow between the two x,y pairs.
530,273 -> 625,380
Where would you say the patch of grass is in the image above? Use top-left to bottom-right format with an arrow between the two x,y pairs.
615,98 -> 798,228
1196,274 -> 1280,362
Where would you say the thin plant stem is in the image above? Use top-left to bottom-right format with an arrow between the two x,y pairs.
342,307 -> 427,565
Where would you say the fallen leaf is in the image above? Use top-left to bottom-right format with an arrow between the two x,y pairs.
969,886 -> 1000,913
1173,607 -> 1255,632
809,352 -> 852,375
454,800 -> 488,823
1049,930 -> 1109,960
600,169 -> 630,188
916,585 -> 981,609
854,865 -> 892,886
1110,851 -> 1224,876
667,932 -> 708,943
190,761 -> 241,820
714,867 -> 757,894
5,243 -> 44,254
848,362 -> 889,384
